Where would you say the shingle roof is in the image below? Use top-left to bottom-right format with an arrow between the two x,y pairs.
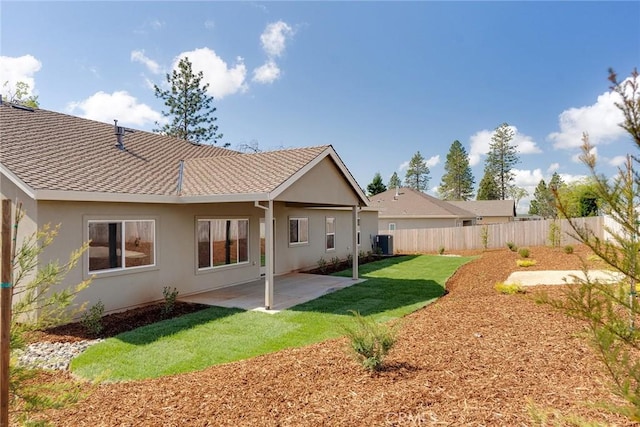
0,104 -> 333,199
369,187 -> 476,218
448,200 -> 516,218
180,147 -> 329,195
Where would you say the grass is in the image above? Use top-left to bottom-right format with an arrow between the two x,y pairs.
71,255 -> 472,381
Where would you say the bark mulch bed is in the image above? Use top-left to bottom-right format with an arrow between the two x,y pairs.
21,245 -> 635,426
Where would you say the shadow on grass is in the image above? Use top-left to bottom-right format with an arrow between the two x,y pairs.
115,305 -> 244,345
333,254 -> 420,278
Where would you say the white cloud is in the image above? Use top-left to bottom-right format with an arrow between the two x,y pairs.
260,21 -> 294,58
513,168 -> 545,188
0,54 -> 42,97
175,48 -> 247,99
66,91 -> 163,127
398,160 -> 410,172
252,60 -> 281,84
547,163 -> 560,173
131,50 -> 162,74
150,19 -> 164,30
608,155 -> 628,167
469,125 -> 541,166
547,88 -> 626,149
426,155 -> 440,168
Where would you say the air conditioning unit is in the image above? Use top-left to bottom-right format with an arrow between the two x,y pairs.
373,234 -> 393,256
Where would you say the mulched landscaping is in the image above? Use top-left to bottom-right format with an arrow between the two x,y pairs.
20,245 -> 636,426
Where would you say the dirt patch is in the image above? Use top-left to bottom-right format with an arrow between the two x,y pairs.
23,245 -> 634,426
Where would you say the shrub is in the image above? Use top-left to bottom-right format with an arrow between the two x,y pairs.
516,259 -> 537,267
438,245 -> 445,255
494,282 -> 525,295
506,242 -> 518,252
518,247 -> 530,258
548,221 -> 561,247
563,245 -> 574,254
346,253 -> 353,267
317,257 -> 327,274
80,300 -> 105,337
330,256 -> 341,270
161,286 -> 179,318
342,310 -> 399,371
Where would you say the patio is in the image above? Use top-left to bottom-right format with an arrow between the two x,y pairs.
179,273 -> 366,313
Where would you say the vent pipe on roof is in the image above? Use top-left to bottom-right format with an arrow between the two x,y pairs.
114,119 -> 134,150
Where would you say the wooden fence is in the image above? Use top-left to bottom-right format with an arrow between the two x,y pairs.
379,216 -> 604,253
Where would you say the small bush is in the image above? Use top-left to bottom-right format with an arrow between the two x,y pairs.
548,221 -> 561,247
80,300 -> 104,337
438,245 -> 445,255
330,256 -> 341,270
563,245 -> 574,254
494,282 -> 525,295
506,242 -> 518,252
518,247 -> 530,258
161,286 -> 179,318
480,225 -> 489,249
317,257 -> 327,274
346,253 -> 353,267
342,310 -> 398,371
516,259 -> 537,267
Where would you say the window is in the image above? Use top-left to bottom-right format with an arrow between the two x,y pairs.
198,219 -> 249,269
357,217 -> 361,246
326,217 -> 335,250
388,223 -> 396,231
289,217 -> 308,245
88,220 -> 155,273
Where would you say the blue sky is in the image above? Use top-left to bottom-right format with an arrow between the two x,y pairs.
1,1 -> 639,212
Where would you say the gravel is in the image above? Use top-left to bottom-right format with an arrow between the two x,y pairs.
14,340 -> 103,371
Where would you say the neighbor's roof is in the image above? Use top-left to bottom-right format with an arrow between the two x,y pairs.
448,200 -> 516,218
0,103 -> 367,205
369,187 -> 476,219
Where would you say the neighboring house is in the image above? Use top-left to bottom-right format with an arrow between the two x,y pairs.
0,102 -> 376,313
369,187 -> 476,231
448,200 -> 516,224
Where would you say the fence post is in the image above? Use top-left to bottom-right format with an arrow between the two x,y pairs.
0,199 -> 12,427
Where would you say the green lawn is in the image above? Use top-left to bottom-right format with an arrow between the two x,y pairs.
71,255 -> 471,381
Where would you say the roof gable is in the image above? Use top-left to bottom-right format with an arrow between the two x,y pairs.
369,187 -> 475,218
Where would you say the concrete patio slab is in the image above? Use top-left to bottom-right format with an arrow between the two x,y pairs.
505,269 -> 625,287
179,273 -> 366,313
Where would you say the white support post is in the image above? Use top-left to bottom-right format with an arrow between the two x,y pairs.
265,200 -> 274,309
352,206 -> 359,280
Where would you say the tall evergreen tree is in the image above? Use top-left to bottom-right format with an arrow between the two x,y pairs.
388,172 -> 401,189
476,171 -> 500,200
404,151 -> 430,192
529,179 -> 551,217
366,172 -> 387,196
439,140 -> 475,200
154,57 -> 225,145
484,123 -> 519,199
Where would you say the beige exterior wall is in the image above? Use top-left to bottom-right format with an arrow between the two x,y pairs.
30,199 -> 376,315
276,157 -> 359,206
379,217 -> 460,231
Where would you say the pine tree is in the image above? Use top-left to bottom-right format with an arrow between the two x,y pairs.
484,123 -> 519,199
439,140 -> 475,200
388,172 -> 401,189
366,172 -> 387,196
476,171 -> 500,200
404,151 -> 430,192
529,179 -> 551,217
154,57 -> 225,145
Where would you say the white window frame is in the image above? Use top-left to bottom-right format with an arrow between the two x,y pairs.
388,222 -> 396,231
325,217 -> 335,251
87,219 -> 156,275
289,217 -> 309,246
197,218 -> 250,270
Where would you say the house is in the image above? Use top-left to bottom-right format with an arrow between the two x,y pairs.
369,187 -> 476,231
0,102 -> 377,313
448,200 -> 516,224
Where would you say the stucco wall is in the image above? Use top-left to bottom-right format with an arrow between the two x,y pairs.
378,217 -> 460,231
32,200 -> 376,314
476,216 -> 512,225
